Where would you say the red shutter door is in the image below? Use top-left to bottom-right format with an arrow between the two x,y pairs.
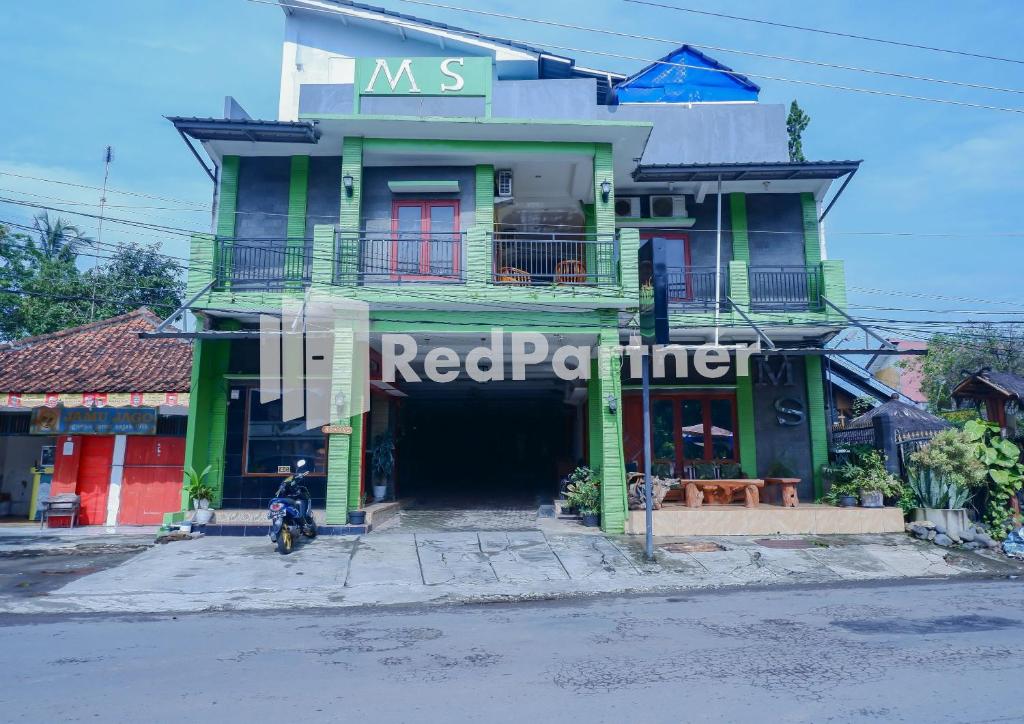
77,436 -> 114,525
119,437 -> 185,525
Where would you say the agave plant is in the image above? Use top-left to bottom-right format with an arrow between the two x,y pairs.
908,467 -> 969,510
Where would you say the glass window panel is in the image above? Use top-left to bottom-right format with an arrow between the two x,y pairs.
245,390 -> 327,475
709,398 -> 736,460
651,399 -> 676,476
680,399 -> 705,461
395,205 -> 422,274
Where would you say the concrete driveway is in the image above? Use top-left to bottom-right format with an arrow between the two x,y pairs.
2,530 -> 1019,615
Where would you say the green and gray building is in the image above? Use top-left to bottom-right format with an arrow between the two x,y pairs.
165,0 -> 857,533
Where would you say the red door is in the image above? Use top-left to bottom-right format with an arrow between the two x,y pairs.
119,437 -> 185,525
391,199 -> 460,280
77,436 -> 114,525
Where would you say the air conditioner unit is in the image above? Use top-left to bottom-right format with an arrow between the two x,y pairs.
496,169 -> 513,197
615,196 -> 641,218
649,195 -> 687,219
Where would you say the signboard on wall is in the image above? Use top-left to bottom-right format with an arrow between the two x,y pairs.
29,407 -> 158,436
356,56 -> 491,97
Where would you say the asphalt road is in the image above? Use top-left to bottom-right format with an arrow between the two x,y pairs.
1,578 -> 1022,723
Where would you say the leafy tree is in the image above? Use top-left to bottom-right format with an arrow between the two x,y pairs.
90,242 -> 185,320
787,100 -> 811,162
0,221 -> 184,341
916,324 -> 1024,411
31,212 -> 93,261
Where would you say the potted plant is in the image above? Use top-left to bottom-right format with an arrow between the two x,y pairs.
851,450 -> 903,508
823,447 -> 901,508
565,466 -> 601,527
907,467 -> 970,537
370,432 -> 395,503
184,465 -> 215,525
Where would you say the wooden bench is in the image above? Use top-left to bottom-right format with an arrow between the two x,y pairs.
684,479 -> 764,508
763,477 -> 801,508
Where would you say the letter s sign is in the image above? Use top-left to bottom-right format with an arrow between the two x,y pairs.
774,397 -> 805,426
440,57 -> 465,92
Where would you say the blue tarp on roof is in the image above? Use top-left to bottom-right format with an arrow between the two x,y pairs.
612,45 -> 759,104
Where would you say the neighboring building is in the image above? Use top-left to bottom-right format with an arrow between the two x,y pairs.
166,0 -> 856,532
0,309 -> 190,525
869,339 -> 928,406
826,354 -> 916,427
953,368 -> 1024,435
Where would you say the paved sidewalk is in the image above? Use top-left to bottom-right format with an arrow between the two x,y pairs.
1,530 -> 1019,615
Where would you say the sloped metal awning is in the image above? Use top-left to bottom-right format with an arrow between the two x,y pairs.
632,160 -> 861,183
168,117 -> 322,144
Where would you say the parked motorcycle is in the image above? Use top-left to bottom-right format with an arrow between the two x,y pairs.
268,459 -> 317,554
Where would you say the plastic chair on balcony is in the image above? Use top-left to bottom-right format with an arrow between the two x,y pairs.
496,266 -> 532,286
555,259 -> 587,285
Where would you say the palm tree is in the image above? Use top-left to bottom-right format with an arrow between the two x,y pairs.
32,212 -> 92,260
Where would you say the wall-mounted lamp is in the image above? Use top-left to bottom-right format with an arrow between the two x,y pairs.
606,394 -> 618,414
343,174 -> 354,197
600,179 -> 612,203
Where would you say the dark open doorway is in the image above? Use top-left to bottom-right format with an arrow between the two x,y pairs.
397,386 -> 577,506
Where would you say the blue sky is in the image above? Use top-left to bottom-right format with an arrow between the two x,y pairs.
3,0 -> 1023,335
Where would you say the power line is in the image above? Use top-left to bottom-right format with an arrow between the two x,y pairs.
624,0 -> 1024,66
0,170 -> 210,208
392,0 -> 1024,95
260,0 -> 1024,114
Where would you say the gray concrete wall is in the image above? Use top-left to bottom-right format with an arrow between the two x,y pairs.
296,79 -> 789,165
235,157 -> 290,239
687,196 -> 733,270
299,84 -> 355,115
492,79 -> 597,119
361,166 -> 477,232
305,156 -> 342,237
746,194 -> 806,268
752,355 -> 815,499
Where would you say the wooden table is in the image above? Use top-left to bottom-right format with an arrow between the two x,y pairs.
684,479 -> 764,508
764,477 -> 801,508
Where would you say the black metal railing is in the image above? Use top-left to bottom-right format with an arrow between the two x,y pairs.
749,265 -> 823,311
666,265 -> 729,311
491,233 -> 618,286
214,238 -> 311,289
336,231 -> 465,284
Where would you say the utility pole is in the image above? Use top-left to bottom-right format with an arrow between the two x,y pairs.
90,145 -> 113,321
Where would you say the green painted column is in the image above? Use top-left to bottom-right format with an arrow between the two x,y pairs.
821,259 -> 846,322
729,193 -> 749,263
800,192 -> 823,304
617,227 -> 639,293
286,156 -> 309,283
216,156 -> 240,288
728,261 -> 749,311
347,412 -> 365,511
326,323 -> 357,524
187,233 -> 214,298
596,327 -> 627,533
736,372 -> 757,479
593,144 -> 615,284
336,138 -> 364,286
472,165 -> 495,285
805,356 -> 828,500
176,331 -> 230,519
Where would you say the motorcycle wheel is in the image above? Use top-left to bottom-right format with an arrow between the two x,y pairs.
276,526 -> 293,555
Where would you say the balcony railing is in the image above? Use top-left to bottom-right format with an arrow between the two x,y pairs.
749,265 -> 823,311
214,238 -> 311,289
666,266 -> 729,311
491,233 -> 618,286
336,231 -> 465,284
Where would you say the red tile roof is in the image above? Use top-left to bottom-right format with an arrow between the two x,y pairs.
0,308 -> 191,393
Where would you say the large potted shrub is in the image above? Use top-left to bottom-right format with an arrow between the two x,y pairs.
565,466 -> 601,527
184,465 -> 215,525
823,447 -> 902,508
370,432 -> 395,503
907,467 -> 970,537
